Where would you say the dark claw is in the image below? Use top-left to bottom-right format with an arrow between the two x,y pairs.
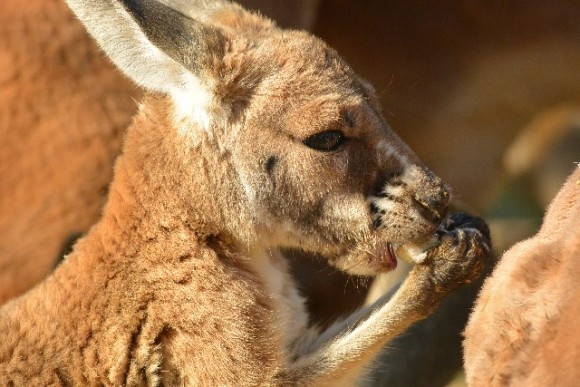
439,212 -> 491,247
421,212 -> 492,294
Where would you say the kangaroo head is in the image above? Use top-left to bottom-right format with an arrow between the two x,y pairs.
67,0 -> 450,275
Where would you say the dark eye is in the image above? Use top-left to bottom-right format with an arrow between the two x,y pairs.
303,130 -> 346,152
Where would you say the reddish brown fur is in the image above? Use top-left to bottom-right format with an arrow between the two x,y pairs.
0,0 -> 492,383
3,1 -> 580,307
0,89 -> 487,384
0,0 -> 326,307
464,167 -> 580,386
0,97 -> 280,385
0,0 -> 137,303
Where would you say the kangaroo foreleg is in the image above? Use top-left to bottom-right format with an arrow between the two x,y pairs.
280,213 -> 491,386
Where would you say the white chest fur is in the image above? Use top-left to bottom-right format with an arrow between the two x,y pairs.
248,249 -> 309,355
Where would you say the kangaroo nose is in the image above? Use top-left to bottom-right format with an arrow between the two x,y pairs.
413,175 -> 450,223
414,194 -> 449,222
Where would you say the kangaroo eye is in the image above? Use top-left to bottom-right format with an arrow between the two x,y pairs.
303,130 -> 346,152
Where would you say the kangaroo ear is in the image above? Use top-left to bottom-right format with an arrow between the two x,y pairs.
66,0 -> 230,129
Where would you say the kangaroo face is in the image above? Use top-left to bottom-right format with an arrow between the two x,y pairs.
219,32 -> 450,274
67,0 -> 450,275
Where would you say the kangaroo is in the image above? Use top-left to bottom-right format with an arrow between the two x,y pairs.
0,0 -> 490,385
464,167 -> 580,386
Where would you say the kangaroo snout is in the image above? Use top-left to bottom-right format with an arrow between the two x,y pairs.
410,167 -> 450,223
369,164 -> 450,243
412,177 -> 450,223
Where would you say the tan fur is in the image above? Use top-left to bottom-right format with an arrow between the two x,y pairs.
464,167 -> 580,386
0,0 -> 490,384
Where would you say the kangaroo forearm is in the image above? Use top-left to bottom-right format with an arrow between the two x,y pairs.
280,266 -> 440,385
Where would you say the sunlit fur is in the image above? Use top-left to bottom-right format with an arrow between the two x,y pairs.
464,167 -> 580,386
0,1 -> 490,385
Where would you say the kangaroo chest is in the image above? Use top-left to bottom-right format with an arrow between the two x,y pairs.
249,249 -> 309,353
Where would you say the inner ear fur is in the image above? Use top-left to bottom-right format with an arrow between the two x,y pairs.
120,0 -> 227,77
66,0 -> 273,127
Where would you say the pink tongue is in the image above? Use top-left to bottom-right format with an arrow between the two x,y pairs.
384,244 -> 398,269
386,253 -> 397,269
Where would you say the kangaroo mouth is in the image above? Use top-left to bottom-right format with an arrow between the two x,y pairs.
384,242 -> 398,269
367,242 -> 398,272
369,235 -> 441,273
392,236 -> 440,264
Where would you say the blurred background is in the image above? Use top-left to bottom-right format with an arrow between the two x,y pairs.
1,1 -> 579,386
243,0 -> 580,264
310,0 -> 580,228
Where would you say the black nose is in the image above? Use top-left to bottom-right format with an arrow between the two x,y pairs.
413,187 -> 449,223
